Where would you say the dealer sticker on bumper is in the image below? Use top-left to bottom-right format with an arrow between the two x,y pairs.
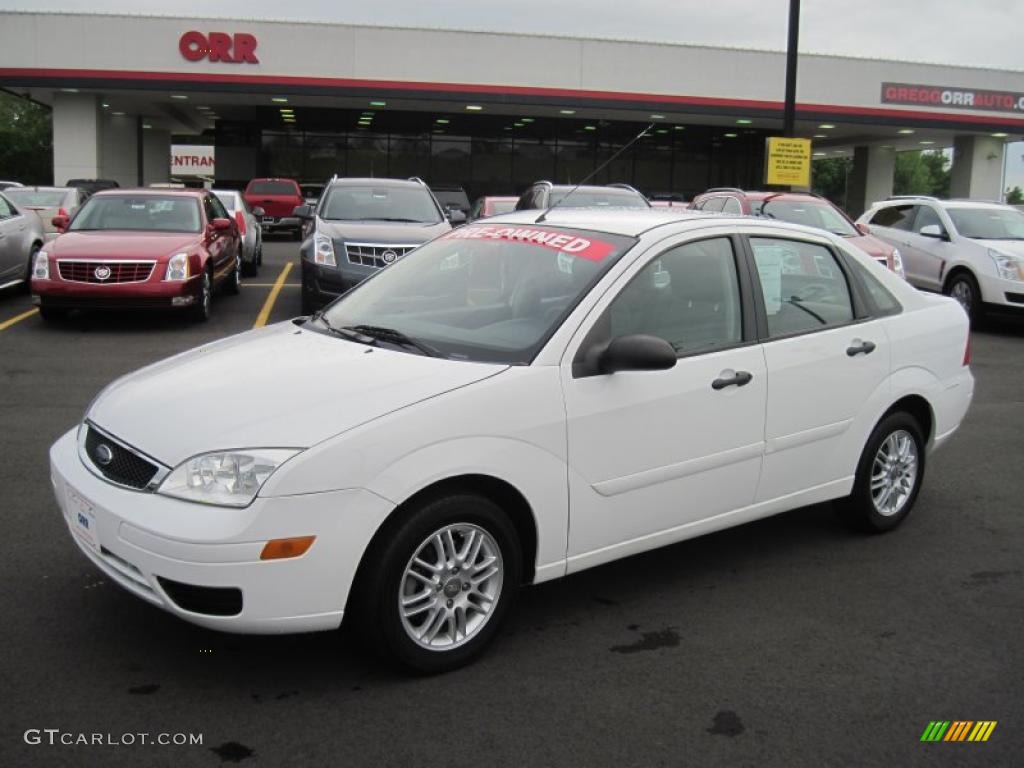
67,487 -> 100,552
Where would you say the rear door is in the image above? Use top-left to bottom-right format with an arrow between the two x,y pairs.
744,232 -> 890,501
864,204 -> 923,282
0,195 -> 27,283
899,204 -> 951,290
202,195 -> 233,279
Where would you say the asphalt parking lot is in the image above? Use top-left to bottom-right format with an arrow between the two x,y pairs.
1,239 -> 1021,768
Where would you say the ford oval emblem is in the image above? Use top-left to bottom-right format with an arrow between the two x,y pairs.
94,265 -> 112,281
381,250 -> 398,264
95,443 -> 114,466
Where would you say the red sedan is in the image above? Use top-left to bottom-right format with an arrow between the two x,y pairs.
31,189 -> 242,322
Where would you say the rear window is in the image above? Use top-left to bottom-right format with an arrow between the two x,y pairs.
247,181 -> 299,196
548,190 -> 649,209
869,204 -> 916,231
213,192 -> 239,212
4,189 -> 68,208
753,199 -> 857,236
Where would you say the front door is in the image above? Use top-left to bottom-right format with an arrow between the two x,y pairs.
561,235 -> 767,570
0,195 -> 25,284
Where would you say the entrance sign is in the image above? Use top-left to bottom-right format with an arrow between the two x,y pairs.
764,137 -> 811,187
170,145 -> 215,177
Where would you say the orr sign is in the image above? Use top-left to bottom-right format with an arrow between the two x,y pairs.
882,82 -> 1024,113
179,31 -> 259,64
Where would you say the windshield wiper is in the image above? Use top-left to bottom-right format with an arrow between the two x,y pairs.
311,312 -> 376,344
344,324 -> 445,357
786,297 -> 827,324
364,217 -> 429,223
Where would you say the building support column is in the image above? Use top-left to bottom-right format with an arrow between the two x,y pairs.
950,135 -> 1005,201
141,129 -> 171,185
52,92 -> 101,186
847,145 -> 895,218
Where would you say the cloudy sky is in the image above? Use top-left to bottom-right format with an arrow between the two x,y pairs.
5,1 -> 1023,188
4,0 -> 1023,70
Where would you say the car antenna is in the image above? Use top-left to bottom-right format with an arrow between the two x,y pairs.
536,123 -> 654,224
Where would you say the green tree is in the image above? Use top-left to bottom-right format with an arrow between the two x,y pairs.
893,150 -> 950,197
0,92 -> 53,184
1006,186 -> 1024,205
812,157 -> 853,208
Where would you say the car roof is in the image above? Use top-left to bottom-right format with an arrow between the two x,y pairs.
741,191 -> 825,202
5,185 -> 74,192
871,197 -> 1011,210
91,188 -> 205,198
329,177 -> 426,189
543,183 -> 642,195
480,207 -> 784,237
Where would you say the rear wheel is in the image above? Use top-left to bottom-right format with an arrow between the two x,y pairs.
241,245 -> 258,277
944,270 -> 984,325
836,412 -> 925,533
353,492 -> 521,673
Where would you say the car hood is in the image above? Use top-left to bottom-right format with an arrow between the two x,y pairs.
845,232 -> 894,259
317,218 -> 450,244
50,231 -> 201,260
982,240 -> 1024,259
87,322 -> 507,467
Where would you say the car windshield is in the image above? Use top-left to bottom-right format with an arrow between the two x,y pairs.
753,199 -> 858,236
321,186 -> 442,223
213,192 -> 239,212
548,190 -> 649,209
68,195 -> 201,233
247,181 -> 297,196
5,189 -> 68,208
947,207 -> 1024,240
318,224 -> 636,364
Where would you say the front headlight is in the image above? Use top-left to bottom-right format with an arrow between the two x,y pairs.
314,233 -> 337,266
988,249 -> 1024,282
157,449 -> 300,507
891,248 -> 906,279
33,250 -> 49,280
165,252 -> 190,281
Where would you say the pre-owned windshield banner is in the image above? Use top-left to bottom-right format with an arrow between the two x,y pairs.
881,82 -> 1024,113
442,225 -> 618,261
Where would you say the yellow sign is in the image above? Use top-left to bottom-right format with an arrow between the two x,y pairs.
765,137 -> 812,187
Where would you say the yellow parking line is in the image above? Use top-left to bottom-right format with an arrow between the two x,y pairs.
253,263 -> 293,329
244,283 -> 300,288
0,308 -> 39,332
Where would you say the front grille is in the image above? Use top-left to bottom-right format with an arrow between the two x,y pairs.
345,243 -> 417,269
157,578 -> 243,616
84,426 -> 159,490
58,260 -> 155,284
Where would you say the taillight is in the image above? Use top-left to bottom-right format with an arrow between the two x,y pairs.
58,207 -> 68,217
963,335 -> 971,366
235,210 -> 246,236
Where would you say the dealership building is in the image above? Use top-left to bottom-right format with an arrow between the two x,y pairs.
1,10 -> 1023,214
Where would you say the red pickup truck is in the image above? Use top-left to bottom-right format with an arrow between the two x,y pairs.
243,178 -> 304,240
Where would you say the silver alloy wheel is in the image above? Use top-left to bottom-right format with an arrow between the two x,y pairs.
950,279 -> 972,312
398,523 -> 503,651
870,429 -> 918,516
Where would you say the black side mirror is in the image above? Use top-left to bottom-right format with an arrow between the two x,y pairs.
918,224 -> 949,241
293,204 -> 314,219
597,334 -> 677,374
447,209 -> 467,225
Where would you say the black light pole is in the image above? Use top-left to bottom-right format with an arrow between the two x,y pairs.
783,0 -> 801,137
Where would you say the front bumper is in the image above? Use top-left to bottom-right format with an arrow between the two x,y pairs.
978,273 -> 1024,309
49,428 -> 394,634
32,273 -> 201,311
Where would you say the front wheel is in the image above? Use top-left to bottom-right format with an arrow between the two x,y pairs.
190,270 -> 212,322
836,412 -> 925,533
223,255 -> 241,295
353,493 -> 521,672
944,271 -> 984,325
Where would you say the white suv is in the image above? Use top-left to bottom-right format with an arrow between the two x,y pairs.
857,196 -> 1024,322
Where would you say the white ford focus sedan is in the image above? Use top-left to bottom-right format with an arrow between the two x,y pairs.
49,208 -> 973,671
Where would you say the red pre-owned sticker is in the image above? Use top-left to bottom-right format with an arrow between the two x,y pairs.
442,225 -> 617,261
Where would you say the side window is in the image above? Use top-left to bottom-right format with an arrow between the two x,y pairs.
701,196 -> 727,213
206,195 -> 230,221
912,205 -> 943,234
0,196 -> 12,218
608,237 -> 743,356
750,237 -> 854,338
849,258 -> 902,316
869,204 -> 916,231
721,197 -> 742,214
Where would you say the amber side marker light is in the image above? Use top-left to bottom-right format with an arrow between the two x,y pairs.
260,536 -> 316,560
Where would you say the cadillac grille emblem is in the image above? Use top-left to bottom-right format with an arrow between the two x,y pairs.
94,443 -> 114,466
93,265 -> 112,281
381,250 -> 399,264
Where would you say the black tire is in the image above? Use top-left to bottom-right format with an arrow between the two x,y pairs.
944,270 -> 985,326
256,238 -> 263,267
241,250 -> 258,277
25,242 -> 42,292
836,412 -> 926,534
38,306 -> 66,323
352,492 -> 522,673
293,227 -> 303,242
223,255 -> 241,295
190,269 -> 212,322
